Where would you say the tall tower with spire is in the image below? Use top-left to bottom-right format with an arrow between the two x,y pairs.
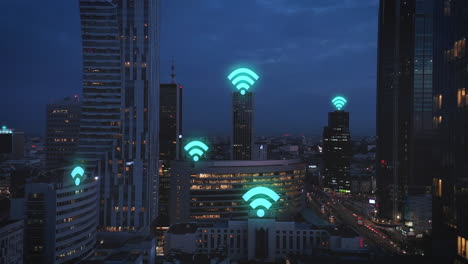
158,61 -> 183,223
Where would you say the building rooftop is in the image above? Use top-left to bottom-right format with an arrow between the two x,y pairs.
0,219 -> 22,229
167,223 -> 208,234
106,252 -> 141,262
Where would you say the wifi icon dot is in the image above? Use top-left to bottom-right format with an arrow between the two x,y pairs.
184,140 -> 209,162
227,68 -> 259,95
332,96 -> 347,110
70,166 -> 85,186
242,186 -> 280,218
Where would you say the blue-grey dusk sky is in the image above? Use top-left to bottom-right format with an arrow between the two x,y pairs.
1,0 -> 378,137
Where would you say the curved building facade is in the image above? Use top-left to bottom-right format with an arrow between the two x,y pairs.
169,160 -> 306,224
20,176 -> 99,263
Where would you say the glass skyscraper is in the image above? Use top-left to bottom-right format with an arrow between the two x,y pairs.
232,91 -> 254,160
322,111 -> 351,192
158,82 -> 182,222
376,0 -> 435,226
45,96 -> 81,170
79,0 -> 159,231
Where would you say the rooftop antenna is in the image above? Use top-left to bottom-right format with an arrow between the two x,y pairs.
171,57 -> 176,83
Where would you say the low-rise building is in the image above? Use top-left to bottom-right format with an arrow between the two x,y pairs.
165,217 -> 333,263
90,232 -> 155,264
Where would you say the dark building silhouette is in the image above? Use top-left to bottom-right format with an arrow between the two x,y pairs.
159,83 -> 182,162
45,96 -> 81,169
376,0 -> 434,224
158,79 -> 182,222
322,111 -> 351,192
232,91 -> 253,160
432,0 -> 468,261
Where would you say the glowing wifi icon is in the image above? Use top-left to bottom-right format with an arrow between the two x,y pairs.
242,186 -> 280,218
71,166 -> 85,186
332,96 -> 347,110
184,140 -> 209,162
227,68 -> 259,95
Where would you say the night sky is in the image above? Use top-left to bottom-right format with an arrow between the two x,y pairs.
1,0 -> 378,137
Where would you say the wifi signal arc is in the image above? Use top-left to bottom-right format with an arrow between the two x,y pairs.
70,166 -> 85,186
332,96 -> 347,110
242,186 -> 280,218
184,140 -> 209,162
227,68 -> 259,95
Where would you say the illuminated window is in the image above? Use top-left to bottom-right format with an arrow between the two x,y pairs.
458,88 -> 467,107
434,94 -> 442,110
458,236 -> 468,260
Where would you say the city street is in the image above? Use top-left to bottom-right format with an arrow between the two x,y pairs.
307,188 -> 403,256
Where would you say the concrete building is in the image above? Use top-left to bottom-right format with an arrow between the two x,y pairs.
0,220 -> 23,264
10,167 -> 99,263
46,96 -> 81,169
169,160 -> 306,224
164,218 -> 363,262
79,0 -> 160,231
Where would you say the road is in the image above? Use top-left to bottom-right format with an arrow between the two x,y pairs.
306,188 -> 403,256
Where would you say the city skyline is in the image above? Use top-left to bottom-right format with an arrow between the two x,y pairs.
1,0 -> 378,137
4,0 -> 466,262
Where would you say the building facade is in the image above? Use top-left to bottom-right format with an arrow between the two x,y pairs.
159,82 -> 182,162
432,0 -> 468,261
79,0 -> 160,230
169,160 -> 306,224
0,220 -> 23,264
165,219 -> 330,262
159,82 -> 182,222
165,218 -> 363,262
46,96 -> 81,169
376,0 -> 435,224
322,111 -> 351,192
232,91 -> 254,160
10,168 -> 99,264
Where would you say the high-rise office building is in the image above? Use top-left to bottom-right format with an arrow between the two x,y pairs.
432,0 -> 468,261
79,0 -> 160,230
322,111 -> 351,192
376,0 -> 434,224
158,67 -> 183,222
232,91 -> 253,160
45,96 -> 81,169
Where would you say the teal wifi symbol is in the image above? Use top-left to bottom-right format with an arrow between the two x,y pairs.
227,68 -> 259,95
184,140 -> 209,162
242,186 -> 280,218
70,166 -> 85,186
332,96 -> 347,110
